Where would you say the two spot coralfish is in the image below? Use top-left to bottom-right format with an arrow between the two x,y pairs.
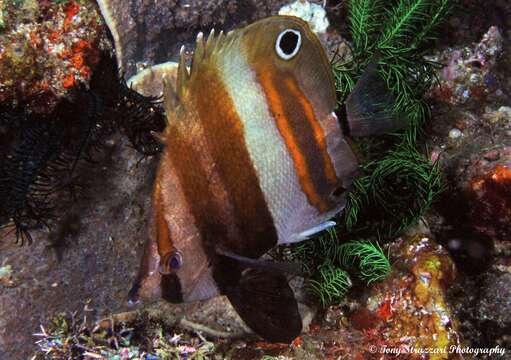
128,15 -> 398,343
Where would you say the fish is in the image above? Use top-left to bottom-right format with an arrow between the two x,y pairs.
127,15 -> 398,343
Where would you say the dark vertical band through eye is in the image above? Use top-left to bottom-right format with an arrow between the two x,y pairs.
161,273 -> 183,303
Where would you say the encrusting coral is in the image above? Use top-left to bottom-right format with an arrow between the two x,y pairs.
0,0 -> 108,113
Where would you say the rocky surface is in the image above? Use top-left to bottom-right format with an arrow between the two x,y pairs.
476,272 -> 511,329
0,136 -> 153,357
424,1 -> 511,356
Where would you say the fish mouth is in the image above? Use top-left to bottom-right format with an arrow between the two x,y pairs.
126,267 -> 162,307
127,280 -> 142,306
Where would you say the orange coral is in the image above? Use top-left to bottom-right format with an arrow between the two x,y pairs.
72,53 -> 84,69
63,73 -> 75,88
64,2 -> 80,32
348,235 -> 463,360
377,298 -> 392,321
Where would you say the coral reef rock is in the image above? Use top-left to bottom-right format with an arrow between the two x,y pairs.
0,0 -> 108,113
428,25 -> 511,245
426,16 -> 511,356
96,0 -> 292,79
345,233 -> 463,360
476,271 -> 511,329
430,26 -> 503,106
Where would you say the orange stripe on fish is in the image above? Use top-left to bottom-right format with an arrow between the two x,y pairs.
259,70 -> 326,211
257,68 -> 330,212
282,76 -> 338,184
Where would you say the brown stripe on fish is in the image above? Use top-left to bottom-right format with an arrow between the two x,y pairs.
191,67 -> 278,258
162,124 -> 229,257
256,67 -> 336,213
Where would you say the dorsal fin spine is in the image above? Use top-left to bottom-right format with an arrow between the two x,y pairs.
162,76 -> 179,128
192,32 -> 205,74
205,29 -> 216,54
213,31 -> 224,53
177,45 -> 189,99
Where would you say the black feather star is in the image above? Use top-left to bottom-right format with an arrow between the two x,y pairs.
0,52 -> 166,245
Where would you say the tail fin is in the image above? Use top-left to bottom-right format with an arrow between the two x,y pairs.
345,61 -> 405,137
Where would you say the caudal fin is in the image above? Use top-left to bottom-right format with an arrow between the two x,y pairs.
345,61 -> 405,137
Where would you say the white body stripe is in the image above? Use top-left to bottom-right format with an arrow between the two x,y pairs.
216,41 -> 343,244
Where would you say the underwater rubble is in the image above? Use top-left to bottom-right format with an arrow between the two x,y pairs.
430,26 -> 503,106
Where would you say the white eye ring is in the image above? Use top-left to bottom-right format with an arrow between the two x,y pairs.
275,29 -> 302,60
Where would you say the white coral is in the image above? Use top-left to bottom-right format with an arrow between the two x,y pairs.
278,0 -> 329,35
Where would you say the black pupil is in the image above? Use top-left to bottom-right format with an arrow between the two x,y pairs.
279,31 -> 299,55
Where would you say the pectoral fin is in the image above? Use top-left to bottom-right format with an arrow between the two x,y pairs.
214,256 -> 302,343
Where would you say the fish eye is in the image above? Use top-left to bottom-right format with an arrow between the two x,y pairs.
159,250 -> 183,275
275,29 -> 302,60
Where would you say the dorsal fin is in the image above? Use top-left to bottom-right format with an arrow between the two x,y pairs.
162,75 -> 179,121
188,28 -> 237,80
192,31 -> 205,69
166,27 -> 237,120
